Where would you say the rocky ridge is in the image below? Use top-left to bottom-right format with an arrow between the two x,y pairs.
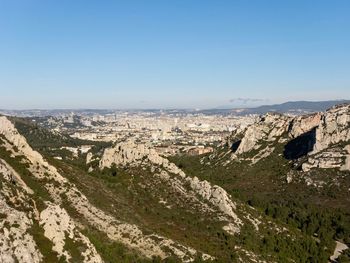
0,116 -> 209,262
223,104 -> 350,171
302,104 -> 350,171
99,140 -> 244,235
0,194 -> 42,263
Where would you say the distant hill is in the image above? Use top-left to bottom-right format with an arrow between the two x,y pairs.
1,100 -> 349,117
227,100 -> 350,115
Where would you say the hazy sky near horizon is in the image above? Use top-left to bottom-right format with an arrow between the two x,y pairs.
0,0 -> 350,109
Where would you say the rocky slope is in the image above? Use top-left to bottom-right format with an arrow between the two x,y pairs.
301,104 -> 350,172
221,104 -> 350,173
99,140 -> 250,237
185,104 -> 350,262
1,115 -> 288,262
0,116 -> 208,262
1,104 -> 350,262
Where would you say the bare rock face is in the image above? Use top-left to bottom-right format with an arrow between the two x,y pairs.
0,116 -> 68,184
0,117 -> 47,166
234,111 -> 321,157
313,104 -> 350,153
235,113 -> 291,155
341,145 -> 350,171
302,147 -> 347,171
302,144 -> 350,172
225,113 -> 292,164
301,104 -> 350,171
40,203 -> 102,263
188,176 -> 242,233
227,104 -> 350,170
0,195 -> 43,263
0,116 -> 103,263
100,140 -> 185,177
86,152 -> 93,164
289,112 -> 322,138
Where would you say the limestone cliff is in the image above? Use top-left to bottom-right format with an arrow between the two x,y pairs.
225,104 -> 350,171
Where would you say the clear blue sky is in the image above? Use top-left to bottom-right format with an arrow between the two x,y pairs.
0,0 -> 349,109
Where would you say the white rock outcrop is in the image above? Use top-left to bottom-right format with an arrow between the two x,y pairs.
0,195 -> 42,263
302,144 -> 350,172
302,148 -> 345,171
232,113 -> 291,157
86,152 -> 93,164
341,145 -> 350,171
40,203 -> 103,263
40,204 -> 75,261
100,140 -> 185,176
227,104 -> 350,169
188,176 -> 241,228
0,116 -> 68,184
330,241 -> 349,262
301,104 -> 350,171
313,104 -> 350,153
289,112 -> 321,138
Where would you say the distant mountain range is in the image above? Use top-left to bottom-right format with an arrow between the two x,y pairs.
1,100 -> 349,117
223,100 -> 350,115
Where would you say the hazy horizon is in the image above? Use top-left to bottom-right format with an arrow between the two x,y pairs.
0,99 -> 349,111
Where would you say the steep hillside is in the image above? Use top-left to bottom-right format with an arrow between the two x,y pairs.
1,104 -> 350,262
170,104 -> 350,262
